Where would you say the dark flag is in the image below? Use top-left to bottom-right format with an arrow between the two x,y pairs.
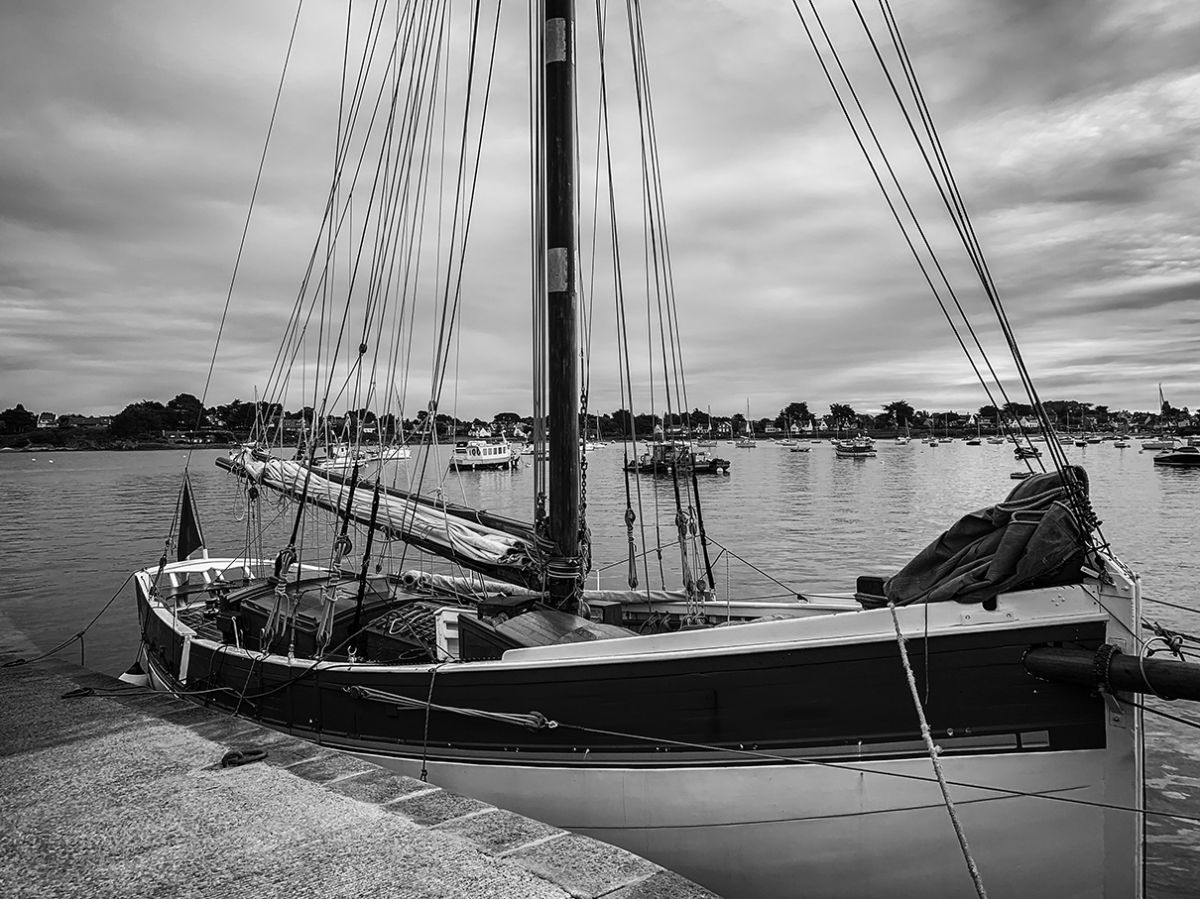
177,473 -> 206,561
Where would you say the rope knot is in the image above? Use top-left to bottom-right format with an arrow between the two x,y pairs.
525,711 -> 557,730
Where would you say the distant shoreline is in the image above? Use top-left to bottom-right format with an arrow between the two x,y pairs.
3,427 -> 1196,456
0,443 -> 239,453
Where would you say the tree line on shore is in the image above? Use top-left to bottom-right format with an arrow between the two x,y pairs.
1,393 -> 1193,447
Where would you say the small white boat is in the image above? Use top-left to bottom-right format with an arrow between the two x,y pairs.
1141,437 -> 1177,450
316,443 -> 412,472
449,438 -> 519,470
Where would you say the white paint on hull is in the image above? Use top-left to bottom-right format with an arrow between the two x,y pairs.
360,749 -> 1130,899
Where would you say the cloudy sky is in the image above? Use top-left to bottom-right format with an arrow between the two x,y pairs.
2,0 -> 1199,422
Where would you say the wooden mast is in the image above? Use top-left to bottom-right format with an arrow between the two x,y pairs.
544,0 -> 580,606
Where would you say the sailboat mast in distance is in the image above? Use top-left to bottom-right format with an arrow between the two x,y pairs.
545,0 -> 581,606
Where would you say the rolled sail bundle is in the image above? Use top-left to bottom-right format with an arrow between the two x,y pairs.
219,448 -> 543,587
397,570 -> 691,606
882,466 -> 1092,606
399,570 -> 542,598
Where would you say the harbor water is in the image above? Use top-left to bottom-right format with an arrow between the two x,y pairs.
2,440 -> 1197,895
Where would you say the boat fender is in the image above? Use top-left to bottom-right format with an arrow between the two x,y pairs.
118,661 -> 150,687
220,748 -> 269,768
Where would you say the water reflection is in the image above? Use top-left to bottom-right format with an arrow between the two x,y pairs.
2,440 -> 1197,662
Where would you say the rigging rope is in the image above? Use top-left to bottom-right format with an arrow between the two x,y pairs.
887,600 -> 989,897
787,0 -> 1104,540
346,682 -> 556,731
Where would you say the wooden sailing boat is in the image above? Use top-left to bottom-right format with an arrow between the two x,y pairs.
131,4 -> 1188,897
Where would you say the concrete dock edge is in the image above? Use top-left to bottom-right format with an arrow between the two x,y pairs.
0,653 -> 722,899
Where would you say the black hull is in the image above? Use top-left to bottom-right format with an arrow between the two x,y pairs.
624,461 -> 730,476
138,581 -> 1105,767
1153,456 -> 1200,467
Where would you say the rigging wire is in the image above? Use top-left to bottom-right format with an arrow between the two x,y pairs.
865,0 -> 1085,495
590,0 -> 650,594
787,1 -> 1025,464
787,0 -> 1105,543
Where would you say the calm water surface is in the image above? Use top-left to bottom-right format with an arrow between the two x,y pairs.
2,440 -> 1198,894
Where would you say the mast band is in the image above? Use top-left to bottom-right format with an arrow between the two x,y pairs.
545,19 -> 567,64
548,247 -> 569,293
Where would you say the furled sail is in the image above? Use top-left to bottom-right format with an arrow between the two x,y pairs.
882,467 -> 1091,606
219,448 -> 545,588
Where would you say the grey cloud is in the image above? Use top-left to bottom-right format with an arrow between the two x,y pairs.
2,0 -> 1199,418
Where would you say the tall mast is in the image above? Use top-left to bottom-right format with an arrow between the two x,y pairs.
544,0 -> 580,605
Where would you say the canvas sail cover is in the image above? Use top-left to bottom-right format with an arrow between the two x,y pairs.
884,467 -> 1090,605
224,448 -> 544,587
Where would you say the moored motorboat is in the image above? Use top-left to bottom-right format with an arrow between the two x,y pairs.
834,438 -> 877,458
625,442 -> 731,475
449,438 -> 519,471
1152,445 -> 1200,467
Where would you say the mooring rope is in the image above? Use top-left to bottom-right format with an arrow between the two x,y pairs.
887,599 -> 989,898
1,573 -> 134,669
